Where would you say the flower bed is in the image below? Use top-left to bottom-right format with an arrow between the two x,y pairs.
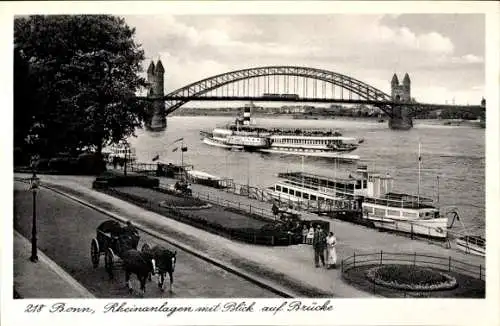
159,200 -> 212,210
365,264 -> 458,291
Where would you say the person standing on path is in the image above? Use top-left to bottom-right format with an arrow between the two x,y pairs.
326,231 -> 337,269
313,225 -> 326,267
302,224 -> 309,244
306,225 -> 314,245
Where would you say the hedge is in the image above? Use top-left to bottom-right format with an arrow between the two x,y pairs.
98,187 -> 302,246
93,174 -> 159,188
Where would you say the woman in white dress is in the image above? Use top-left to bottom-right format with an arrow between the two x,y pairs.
326,232 -> 337,269
306,226 -> 315,245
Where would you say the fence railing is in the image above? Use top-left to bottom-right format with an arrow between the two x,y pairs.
130,162 -> 358,214
191,190 -> 278,221
220,180 -> 357,213
342,251 -> 485,281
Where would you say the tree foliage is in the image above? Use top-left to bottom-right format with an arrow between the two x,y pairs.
14,15 -> 151,157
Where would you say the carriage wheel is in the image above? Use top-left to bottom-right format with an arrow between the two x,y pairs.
141,243 -> 150,253
90,239 -> 100,268
105,248 -> 115,279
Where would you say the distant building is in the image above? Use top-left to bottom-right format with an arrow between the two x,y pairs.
279,105 -> 308,114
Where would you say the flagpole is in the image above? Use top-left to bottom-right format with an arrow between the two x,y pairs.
181,139 -> 184,180
437,175 -> 440,205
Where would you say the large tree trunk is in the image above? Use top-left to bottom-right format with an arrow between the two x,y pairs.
94,139 -> 106,174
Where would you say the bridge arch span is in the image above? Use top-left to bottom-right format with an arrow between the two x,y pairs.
160,66 -> 392,114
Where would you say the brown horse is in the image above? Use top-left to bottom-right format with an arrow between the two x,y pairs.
121,249 -> 156,296
142,244 -> 177,292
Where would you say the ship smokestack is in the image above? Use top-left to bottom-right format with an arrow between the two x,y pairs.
243,104 -> 251,125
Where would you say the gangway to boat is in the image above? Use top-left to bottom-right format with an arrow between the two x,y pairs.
444,208 -> 485,257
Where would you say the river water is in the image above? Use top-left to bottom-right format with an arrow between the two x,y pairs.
127,116 -> 485,232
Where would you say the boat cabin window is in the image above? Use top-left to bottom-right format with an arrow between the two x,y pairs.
276,185 -> 281,191
295,191 -> 302,197
419,212 -> 433,219
303,193 -> 309,199
402,211 -> 417,218
363,180 -> 367,188
310,195 -> 316,201
282,187 -> 288,194
387,209 -> 400,217
289,189 -> 295,196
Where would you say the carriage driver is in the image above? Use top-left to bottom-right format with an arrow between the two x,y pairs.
125,220 -> 139,236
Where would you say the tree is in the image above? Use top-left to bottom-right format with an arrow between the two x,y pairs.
14,15 -> 151,157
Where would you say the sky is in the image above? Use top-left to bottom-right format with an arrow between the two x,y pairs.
124,14 -> 485,105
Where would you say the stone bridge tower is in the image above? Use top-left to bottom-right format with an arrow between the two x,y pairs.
146,60 -> 166,131
389,73 -> 413,130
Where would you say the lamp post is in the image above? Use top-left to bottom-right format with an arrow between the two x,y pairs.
29,171 -> 40,263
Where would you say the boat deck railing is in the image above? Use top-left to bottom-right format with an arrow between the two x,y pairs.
280,180 -> 358,197
363,197 -> 436,209
278,171 -> 358,185
226,124 -> 344,137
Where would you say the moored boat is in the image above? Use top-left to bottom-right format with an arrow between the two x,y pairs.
267,165 -> 450,239
102,142 -> 137,163
362,193 -> 447,239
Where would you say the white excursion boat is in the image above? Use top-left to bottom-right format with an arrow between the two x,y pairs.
200,103 -> 362,161
267,166 -> 376,211
362,194 -> 447,239
102,142 -> 137,163
267,164 -> 450,239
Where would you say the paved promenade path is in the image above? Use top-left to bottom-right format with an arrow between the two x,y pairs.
14,181 -> 278,298
14,231 -> 94,298
16,173 -> 485,297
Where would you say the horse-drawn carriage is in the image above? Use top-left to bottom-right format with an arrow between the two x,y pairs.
90,220 -> 140,275
90,220 -> 177,294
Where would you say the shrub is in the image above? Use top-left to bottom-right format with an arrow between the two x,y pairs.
76,153 -> 106,174
48,157 -> 79,173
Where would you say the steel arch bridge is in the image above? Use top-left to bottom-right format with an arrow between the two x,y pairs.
158,66 -> 394,115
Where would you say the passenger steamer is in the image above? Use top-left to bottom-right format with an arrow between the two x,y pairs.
267,165 -> 449,239
201,103 -> 361,161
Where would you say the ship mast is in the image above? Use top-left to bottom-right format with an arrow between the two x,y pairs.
301,156 -> 305,190
417,142 -> 421,206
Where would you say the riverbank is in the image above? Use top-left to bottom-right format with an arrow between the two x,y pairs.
14,173 -> 486,298
170,112 -> 483,127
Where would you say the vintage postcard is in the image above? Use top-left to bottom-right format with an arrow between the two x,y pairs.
2,1 -> 499,326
